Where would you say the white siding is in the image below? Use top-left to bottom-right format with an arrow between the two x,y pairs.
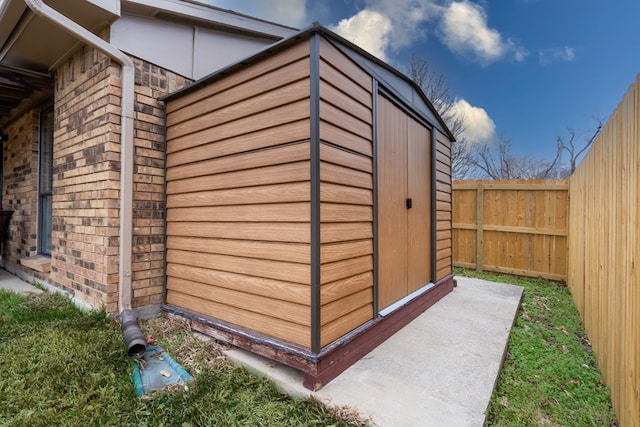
110,12 -> 294,80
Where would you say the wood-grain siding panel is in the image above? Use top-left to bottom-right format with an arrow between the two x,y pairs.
319,62 -> 372,109
438,247 -> 452,260
437,226 -> 452,239
320,222 -> 372,243
319,121 -> 373,158
437,191 -> 452,203
167,40 -> 311,113
167,249 -> 310,285
320,161 -> 373,189
167,277 -> 309,325
167,142 -> 310,181
319,79 -> 371,125
436,180 -> 452,194
436,170 -> 450,185
437,210 -> 452,221
320,271 -> 373,305
436,257 -> 450,272
437,200 -> 451,212
167,236 -> 310,264
167,99 -> 310,154
167,222 -> 310,243
167,291 -> 310,348
436,132 -> 453,281
167,162 -> 310,195
321,255 -> 373,285
168,203 -> 310,222
320,182 -> 372,206
319,141 -> 372,172
320,240 -> 373,264
168,78 -> 310,140
319,37 -> 372,93
316,49 -> 374,343
436,220 -> 451,232
320,203 -> 373,223
320,100 -> 372,141
436,131 -> 451,157
436,145 -> 450,159
436,238 -> 452,251
321,289 -> 372,326
436,161 -> 451,176
168,59 -> 310,129
166,263 -> 309,305
167,121 -> 309,167
436,229 -> 452,241
436,149 -> 451,165
320,303 -> 373,347
167,183 -> 310,207
437,265 -> 452,278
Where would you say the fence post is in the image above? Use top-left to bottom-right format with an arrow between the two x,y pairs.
476,183 -> 484,272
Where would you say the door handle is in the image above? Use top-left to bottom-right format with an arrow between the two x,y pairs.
406,198 -> 412,209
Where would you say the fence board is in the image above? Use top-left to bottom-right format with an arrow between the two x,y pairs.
568,73 -> 640,427
453,179 -> 568,281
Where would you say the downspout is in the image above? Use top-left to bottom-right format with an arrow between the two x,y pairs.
24,0 -> 146,357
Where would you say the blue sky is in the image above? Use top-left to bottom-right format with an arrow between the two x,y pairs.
204,0 -> 640,163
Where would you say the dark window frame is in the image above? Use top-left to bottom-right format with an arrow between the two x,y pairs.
38,105 -> 54,256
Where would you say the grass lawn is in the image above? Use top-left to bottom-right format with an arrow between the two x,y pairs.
0,271 -> 619,426
455,269 -> 618,426
0,289 -> 363,427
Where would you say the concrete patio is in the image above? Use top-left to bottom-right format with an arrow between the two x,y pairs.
221,276 -> 523,426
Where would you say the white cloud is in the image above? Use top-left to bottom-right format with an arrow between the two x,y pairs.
439,1 -> 527,64
538,46 -> 576,65
204,0 -> 528,67
363,0 -> 441,49
450,99 -> 496,143
330,10 -> 393,61
200,0 -> 307,28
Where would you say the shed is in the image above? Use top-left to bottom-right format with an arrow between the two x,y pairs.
162,24 -> 455,390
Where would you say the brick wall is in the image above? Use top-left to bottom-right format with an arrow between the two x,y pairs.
53,45 -> 121,309
2,109 -> 40,273
130,57 -> 190,311
1,43 -> 190,313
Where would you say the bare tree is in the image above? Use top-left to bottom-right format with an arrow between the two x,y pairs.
406,55 -> 602,180
406,55 -> 474,179
470,136 -> 563,180
556,119 -> 603,174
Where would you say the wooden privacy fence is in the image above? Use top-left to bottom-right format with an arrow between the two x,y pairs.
453,179 -> 568,281
451,74 -> 640,426
568,73 -> 639,427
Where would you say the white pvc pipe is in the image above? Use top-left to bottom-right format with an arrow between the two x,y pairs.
24,0 -> 135,313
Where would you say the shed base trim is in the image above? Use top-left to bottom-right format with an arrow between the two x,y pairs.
161,274 -> 454,390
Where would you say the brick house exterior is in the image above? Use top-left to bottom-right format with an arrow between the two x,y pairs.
0,0 -> 295,314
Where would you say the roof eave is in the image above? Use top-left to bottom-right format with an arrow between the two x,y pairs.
122,0 -> 298,40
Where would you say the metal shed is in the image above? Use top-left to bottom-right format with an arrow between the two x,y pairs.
162,24 -> 455,390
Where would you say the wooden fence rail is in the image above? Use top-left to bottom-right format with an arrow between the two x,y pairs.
453,179 -> 568,281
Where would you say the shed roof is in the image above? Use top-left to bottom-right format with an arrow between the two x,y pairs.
163,23 -> 455,141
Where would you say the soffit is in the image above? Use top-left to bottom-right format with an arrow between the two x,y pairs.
0,0 -> 117,126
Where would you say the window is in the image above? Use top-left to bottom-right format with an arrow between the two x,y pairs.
38,106 -> 54,256
0,138 -> 3,209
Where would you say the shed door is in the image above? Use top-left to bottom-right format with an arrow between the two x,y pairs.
378,95 -> 431,311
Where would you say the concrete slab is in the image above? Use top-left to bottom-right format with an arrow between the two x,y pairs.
0,268 -> 42,294
222,276 -> 524,427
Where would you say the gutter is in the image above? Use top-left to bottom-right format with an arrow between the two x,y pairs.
24,0 -> 146,357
